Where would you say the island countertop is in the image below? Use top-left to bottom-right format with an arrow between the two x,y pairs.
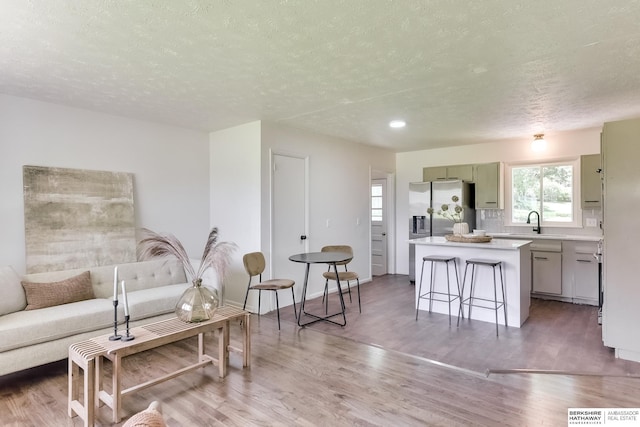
411,236 -> 532,327
409,236 -> 532,250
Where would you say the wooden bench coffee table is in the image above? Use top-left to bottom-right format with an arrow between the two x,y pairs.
68,305 -> 250,426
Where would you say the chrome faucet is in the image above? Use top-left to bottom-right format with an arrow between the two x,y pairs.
526,210 -> 541,234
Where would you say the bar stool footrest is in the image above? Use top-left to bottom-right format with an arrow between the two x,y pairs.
461,297 -> 505,311
419,291 -> 462,304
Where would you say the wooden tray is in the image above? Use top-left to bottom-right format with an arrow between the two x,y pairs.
445,234 -> 493,243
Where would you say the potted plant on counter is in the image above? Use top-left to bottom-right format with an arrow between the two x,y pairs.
427,195 -> 469,236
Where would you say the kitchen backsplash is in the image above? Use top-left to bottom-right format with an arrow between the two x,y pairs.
475,209 -> 603,237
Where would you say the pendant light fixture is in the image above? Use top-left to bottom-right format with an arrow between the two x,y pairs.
531,134 -> 546,151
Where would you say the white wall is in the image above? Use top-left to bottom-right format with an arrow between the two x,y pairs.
209,121 -> 262,305
395,128 -> 602,275
209,121 -> 396,309
0,95 -> 211,274
261,123 -> 396,300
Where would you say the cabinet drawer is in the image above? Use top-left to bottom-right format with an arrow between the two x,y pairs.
530,241 -> 562,252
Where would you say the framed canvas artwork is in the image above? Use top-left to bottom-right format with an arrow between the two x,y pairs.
23,165 -> 136,273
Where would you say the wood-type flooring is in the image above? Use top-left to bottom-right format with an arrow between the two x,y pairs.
1,274 -> 639,426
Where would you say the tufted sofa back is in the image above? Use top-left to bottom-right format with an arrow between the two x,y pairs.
22,259 -> 188,299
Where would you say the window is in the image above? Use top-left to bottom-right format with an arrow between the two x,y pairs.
371,184 -> 383,222
506,159 -> 581,227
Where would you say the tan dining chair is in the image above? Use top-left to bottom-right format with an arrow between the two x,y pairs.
242,251 -> 297,330
321,245 -> 361,313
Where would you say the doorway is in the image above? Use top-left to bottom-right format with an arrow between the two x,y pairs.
371,177 -> 388,276
271,152 -> 308,312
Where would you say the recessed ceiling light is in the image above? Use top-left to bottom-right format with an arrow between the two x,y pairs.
389,120 -> 406,128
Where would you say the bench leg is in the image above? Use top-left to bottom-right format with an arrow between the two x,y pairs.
95,356 -> 103,409
68,354 -> 96,427
243,313 -> 251,367
219,324 -> 228,377
68,356 -> 77,418
112,355 -> 122,423
85,359 -> 95,426
198,332 -> 205,361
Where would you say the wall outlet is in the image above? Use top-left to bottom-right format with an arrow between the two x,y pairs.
586,218 -> 598,227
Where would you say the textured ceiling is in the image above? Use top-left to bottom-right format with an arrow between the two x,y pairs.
2,1 -> 640,152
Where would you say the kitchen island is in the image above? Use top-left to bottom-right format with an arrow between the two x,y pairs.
410,236 -> 532,327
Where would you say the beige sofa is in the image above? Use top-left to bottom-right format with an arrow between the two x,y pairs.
0,259 -> 190,376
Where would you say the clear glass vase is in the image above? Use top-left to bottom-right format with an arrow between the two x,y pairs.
175,279 -> 220,322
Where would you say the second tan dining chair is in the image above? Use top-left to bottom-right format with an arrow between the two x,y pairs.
242,251 -> 297,330
321,245 -> 362,313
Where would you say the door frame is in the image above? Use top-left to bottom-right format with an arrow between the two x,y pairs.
370,169 -> 396,275
268,149 -> 310,312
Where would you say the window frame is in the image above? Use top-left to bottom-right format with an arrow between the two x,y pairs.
504,157 -> 582,228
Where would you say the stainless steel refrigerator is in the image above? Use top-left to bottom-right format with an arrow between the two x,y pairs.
408,180 -> 476,282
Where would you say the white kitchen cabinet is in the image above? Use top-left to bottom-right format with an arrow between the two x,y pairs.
581,154 -> 602,209
562,241 -> 599,305
474,162 -> 503,209
532,251 -> 562,295
574,254 -> 599,301
498,236 -> 600,303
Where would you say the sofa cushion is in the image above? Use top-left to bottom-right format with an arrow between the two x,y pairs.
0,266 -> 27,315
126,284 -> 188,320
0,284 -> 187,353
0,298 -> 113,352
22,271 -> 94,310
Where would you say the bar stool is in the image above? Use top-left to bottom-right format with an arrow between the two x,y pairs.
457,258 -> 507,336
415,255 -> 462,325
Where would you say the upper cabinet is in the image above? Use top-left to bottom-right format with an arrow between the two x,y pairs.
581,154 -> 602,209
422,166 -> 448,181
423,164 -> 474,182
474,162 -> 503,209
445,164 -> 474,181
422,162 -> 502,209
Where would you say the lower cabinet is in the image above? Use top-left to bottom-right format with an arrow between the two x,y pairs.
523,238 -> 599,305
562,241 -> 599,305
532,251 -> 562,295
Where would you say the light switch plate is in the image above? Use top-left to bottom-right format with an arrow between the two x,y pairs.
586,218 -> 598,227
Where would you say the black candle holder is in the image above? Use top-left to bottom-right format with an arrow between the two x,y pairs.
121,314 -> 135,341
109,300 -> 122,341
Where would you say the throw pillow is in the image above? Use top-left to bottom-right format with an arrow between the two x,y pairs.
21,271 -> 94,310
123,401 -> 166,427
0,266 -> 27,315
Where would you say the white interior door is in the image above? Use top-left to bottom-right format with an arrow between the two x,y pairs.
371,179 -> 387,276
271,153 -> 307,311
